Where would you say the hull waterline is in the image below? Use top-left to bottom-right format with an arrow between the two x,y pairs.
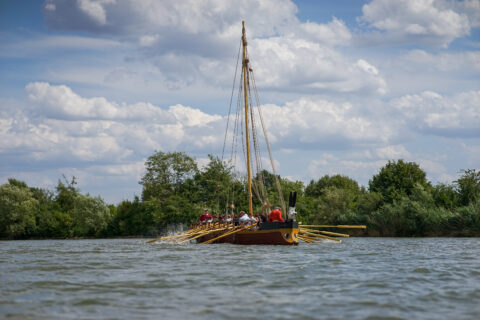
196,221 -> 299,245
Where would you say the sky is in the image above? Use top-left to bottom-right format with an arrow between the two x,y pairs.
0,0 -> 479,204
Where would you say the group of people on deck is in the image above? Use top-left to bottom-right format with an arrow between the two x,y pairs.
199,206 -> 284,225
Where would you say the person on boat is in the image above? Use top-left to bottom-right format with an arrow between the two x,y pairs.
225,214 -> 233,223
260,213 -> 267,223
268,206 -> 284,222
238,211 -> 250,225
200,210 -> 208,224
248,212 -> 257,225
205,211 -> 213,223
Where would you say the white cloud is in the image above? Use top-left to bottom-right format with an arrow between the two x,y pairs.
0,35 -> 122,58
358,0 -> 471,47
19,82 -> 478,169
43,0 -> 297,40
43,2 -> 56,11
0,83 -> 227,166
257,98 -> 394,149
40,0 -> 387,96
390,90 -> 480,137
453,0 -> 480,28
77,0 -> 115,26
307,155 -> 387,185
375,145 -> 411,159
26,82 -> 174,121
395,50 -> 480,73
297,17 -> 352,46
12,83 -> 479,169
248,37 -> 387,94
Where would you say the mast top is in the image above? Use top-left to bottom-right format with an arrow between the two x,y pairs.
242,21 -> 247,48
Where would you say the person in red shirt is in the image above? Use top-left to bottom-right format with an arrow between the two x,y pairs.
199,210 -> 208,223
205,211 -> 213,223
268,206 -> 284,222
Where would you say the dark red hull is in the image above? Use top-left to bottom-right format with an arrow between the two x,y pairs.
196,221 -> 299,245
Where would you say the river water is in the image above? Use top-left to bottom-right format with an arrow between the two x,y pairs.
1,238 -> 479,319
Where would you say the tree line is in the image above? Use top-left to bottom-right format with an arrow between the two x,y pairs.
1,151 -> 479,239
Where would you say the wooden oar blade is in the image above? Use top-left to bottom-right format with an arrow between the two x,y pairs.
299,230 -> 342,242
300,225 -> 366,229
199,224 -> 257,244
319,230 -> 350,237
299,228 -> 350,238
297,234 -> 321,243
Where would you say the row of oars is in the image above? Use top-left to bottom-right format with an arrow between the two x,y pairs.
297,224 -> 366,244
145,222 -> 255,245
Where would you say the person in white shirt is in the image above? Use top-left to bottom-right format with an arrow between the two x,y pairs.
238,211 -> 250,225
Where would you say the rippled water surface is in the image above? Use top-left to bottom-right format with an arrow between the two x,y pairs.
1,238 -> 479,319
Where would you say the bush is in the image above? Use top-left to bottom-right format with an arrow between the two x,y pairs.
0,182 -> 38,239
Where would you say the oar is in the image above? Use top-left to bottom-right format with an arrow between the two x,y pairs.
318,230 -> 350,237
146,232 -> 190,244
173,223 -> 227,240
299,230 -> 341,242
145,224 -> 209,244
300,225 -> 366,229
299,228 -> 350,238
162,228 -> 200,240
297,234 -> 320,243
180,226 -> 232,243
298,235 -> 315,243
199,223 -> 257,245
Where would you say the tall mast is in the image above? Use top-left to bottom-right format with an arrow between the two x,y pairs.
242,21 -> 253,214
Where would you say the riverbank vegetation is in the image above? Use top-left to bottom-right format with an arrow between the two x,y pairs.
1,151 -> 479,239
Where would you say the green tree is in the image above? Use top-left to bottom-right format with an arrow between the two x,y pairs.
30,186 -> 72,238
193,155 -> 236,213
432,183 -> 459,209
455,169 -> 480,206
71,194 -> 111,236
253,170 -> 304,213
369,160 -> 429,203
356,192 -> 383,215
305,174 -> 360,198
55,176 -> 79,213
111,197 -> 153,236
311,187 -> 357,224
0,181 -> 38,238
140,151 -> 198,201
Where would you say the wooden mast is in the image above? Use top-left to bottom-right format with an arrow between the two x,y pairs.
242,21 -> 253,215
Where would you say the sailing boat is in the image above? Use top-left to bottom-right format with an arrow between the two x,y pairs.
145,22 -> 366,246
194,21 -> 300,245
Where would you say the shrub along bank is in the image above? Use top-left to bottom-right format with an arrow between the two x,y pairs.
1,153 -> 479,239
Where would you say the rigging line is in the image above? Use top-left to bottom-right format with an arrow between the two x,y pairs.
227,76 -> 244,211
224,70 -> 241,213
240,69 -> 257,211
244,59 -> 265,207
247,70 -> 267,204
245,46 -> 266,201
243,48 -> 267,210
245,51 -> 267,205
250,68 -> 286,214
239,71 -> 247,182
222,38 -> 242,162
231,76 -> 243,166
